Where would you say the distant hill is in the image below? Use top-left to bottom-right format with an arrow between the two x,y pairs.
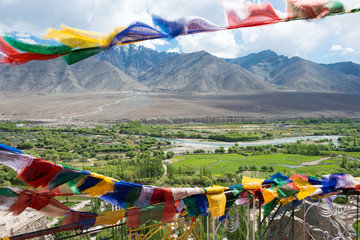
226,50 -> 360,93
0,57 -> 148,95
1,45 -> 360,95
226,50 -> 289,82
321,61 -> 360,76
139,51 -> 274,93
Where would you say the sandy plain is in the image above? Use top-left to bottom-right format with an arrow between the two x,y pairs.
0,91 -> 359,125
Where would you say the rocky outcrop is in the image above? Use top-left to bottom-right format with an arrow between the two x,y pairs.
0,209 -> 52,240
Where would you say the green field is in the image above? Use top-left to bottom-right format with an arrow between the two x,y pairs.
171,153 -> 341,177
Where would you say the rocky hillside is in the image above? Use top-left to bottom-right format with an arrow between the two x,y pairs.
95,44 -> 176,78
1,45 -> 359,95
226,50 -> 360,93
139,51 -> 274,93
0,57 -> 148,95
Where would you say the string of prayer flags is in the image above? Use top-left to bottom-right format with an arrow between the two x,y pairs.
0,0 -> 357,66
4,143 -> 360,229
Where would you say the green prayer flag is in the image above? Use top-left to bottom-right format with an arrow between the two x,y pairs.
184,196 -> 201,217
125,187 -> 142,208
0,187 -> 18,197
140,204 -> 164,225
277,184 -> 298,198
263,199 -> 279,218
63,47 -> 103,65
3,35 -> 72,55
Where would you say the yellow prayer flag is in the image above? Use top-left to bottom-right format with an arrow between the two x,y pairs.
44,25 -> 125,49
242,176 -> 265,190
80,173 -> 115,196
291,175 -> 311,188
280,196 -> 296,205
95,210 -> 126,226
204,186 -> 226,218
206,193 -> 226,218
263,188 -> 278,204
204,186 -> 225,194
297,186 -> 318,200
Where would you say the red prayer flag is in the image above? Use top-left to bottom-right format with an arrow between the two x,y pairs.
18,158 -> 63,188
161,202 -> 177,223
126,207 -> 141,228
224,2 -> 281,29
149,188 -> 173,204
0,36 -> 65,65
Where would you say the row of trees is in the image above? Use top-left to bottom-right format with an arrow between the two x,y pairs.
237,165 -> 274,173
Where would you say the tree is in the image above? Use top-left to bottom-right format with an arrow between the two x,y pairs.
166,151 -> 175,159
261,166 -> 269,172
17,141 -> 34,149
167,164 -> 175,179
126,151 -> 136,159
215,147 -> 225,153
250,165 -> 257,171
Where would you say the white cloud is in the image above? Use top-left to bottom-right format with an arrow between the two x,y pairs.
167,47 -> 180,53
331,45 -> 342,51
14,32 -> 31,38
331,44 -> 355,55
221,0 -> 250,20
238,20 -> 328,56
0,0 -> 359,63
177,30 -> 241,58
135,39 -> 168,50
17,38 -> 36,44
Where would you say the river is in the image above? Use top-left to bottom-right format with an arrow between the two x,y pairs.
157,135 -> 341,154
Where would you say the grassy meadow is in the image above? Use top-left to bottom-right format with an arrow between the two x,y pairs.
170,153 -> 343,178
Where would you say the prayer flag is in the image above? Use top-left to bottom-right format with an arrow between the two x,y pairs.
223,1 -> 281,29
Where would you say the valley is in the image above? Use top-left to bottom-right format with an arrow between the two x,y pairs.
1,91 -> 360,125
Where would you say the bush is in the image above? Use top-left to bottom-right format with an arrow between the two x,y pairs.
166,151 -> 175,159
260,166 -> 269,172
17,141 -> 34,149
193,149 -> 206,154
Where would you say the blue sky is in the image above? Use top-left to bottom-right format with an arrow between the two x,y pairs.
0,0 -> 359,63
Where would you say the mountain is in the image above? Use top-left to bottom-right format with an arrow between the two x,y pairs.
270,57 -> 360,93
226,50 -> 360,93
226,50 -> 289,82
0,57 -> 148,95
321,62 -> 360,77
1,45 -> 360,96
69,58 -> 148,92
95,45 -> 176,78
139,51 -> 274,93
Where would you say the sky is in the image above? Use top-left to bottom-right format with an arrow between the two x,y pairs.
0,0 -> 359,64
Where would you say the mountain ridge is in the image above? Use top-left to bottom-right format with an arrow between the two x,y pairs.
226,50 -> 360,93
139,51 -> 274,93
0,46 -> 359,95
